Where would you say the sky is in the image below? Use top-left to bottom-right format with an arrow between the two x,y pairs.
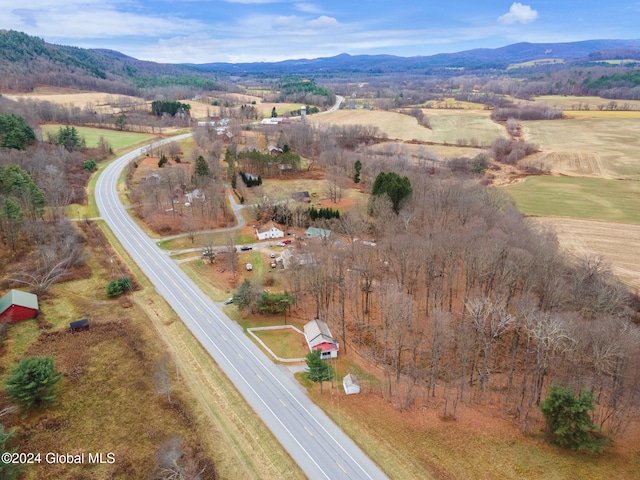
1,1 -> 639,64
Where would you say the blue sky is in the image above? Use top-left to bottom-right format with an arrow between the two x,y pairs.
1,1 -> 639,63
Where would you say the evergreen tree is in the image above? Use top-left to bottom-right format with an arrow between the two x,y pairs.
0,197 -> 23,251
540,384 -> 607,452
56,125 -> 84,151
195,155 -> 211,177
370,171 -> 412,213
305,349 -> 334,393
158,155 -> 168,168
271,107 -> 277,118
0,113 -> 36,150
83,158 -> 97,172
4,357 -> 63,412
353,159 -> 362,183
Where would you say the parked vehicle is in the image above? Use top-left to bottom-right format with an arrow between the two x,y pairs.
223,297 -> 234,305
270,253 -> 276,258
276,241 -> 285,247
240,246 -> 253,251
246,263 -> 253,271
282,240 -> 292,245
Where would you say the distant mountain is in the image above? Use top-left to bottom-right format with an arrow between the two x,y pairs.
192,39 -> 640,75
1,30 -> 640,93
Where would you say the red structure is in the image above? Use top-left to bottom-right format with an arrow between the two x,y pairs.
0,290 -> 39,323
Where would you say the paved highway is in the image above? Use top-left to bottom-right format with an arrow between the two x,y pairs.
95,134 -> 387,480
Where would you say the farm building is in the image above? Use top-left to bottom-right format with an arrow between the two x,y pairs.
0,289 -> 39,323
292,191 -> 311,203
343,374 -> 361,395
268,145 -> 284,155
305,227 -> 331,239
256,221 -> 284,240
281,248 -> 315,269
304,319 -> 339,359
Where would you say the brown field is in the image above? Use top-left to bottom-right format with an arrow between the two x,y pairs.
521,117 -> 640,178
312,108 -> 506,145
534,217 -> 640,291
185,96 -> 304,120
534,95 -> 640,111
4,90 -> 145,114
521,151 -> 605,176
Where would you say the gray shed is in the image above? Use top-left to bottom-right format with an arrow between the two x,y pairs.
343,373 -> 360,395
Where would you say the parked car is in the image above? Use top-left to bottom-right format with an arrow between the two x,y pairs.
287,231 -> 295,235
282,239 -> 292,245
223,297 -> 234,305
240,246 -> 253,251
270,252 -> 276,258
276,241 -> 285,247
246,263 -> 253,271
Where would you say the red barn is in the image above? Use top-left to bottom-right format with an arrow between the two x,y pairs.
0,290 -> 39,323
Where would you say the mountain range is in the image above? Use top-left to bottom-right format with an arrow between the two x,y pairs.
1,29 -> 640,92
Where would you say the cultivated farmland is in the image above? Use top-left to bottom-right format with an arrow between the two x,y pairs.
521,117 -> 640,178
502,176 -> 640,224
312,108 -> 507,145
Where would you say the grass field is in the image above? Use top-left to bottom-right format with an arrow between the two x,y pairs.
533,95 -> 640,111
253,329 -> 309,359
4,91 -> 145,114
40,124 -> 155,151
502,176 -> 640,224
521,117 -> 640,178
313,108 -> 507,146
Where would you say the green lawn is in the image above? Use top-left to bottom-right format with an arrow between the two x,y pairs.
41,124 -> 155,151
502,176 -> 640,224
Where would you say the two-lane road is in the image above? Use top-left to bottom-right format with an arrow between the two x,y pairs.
95,135 -> 386,480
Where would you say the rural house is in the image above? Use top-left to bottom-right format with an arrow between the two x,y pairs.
305,227 -> 331,239
255,221 -> 284,240
268,145 -> 284,155
303,318 -> 339,359
0,289 -> 39,323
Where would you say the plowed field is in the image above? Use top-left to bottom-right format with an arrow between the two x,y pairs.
535,217 -> 640,290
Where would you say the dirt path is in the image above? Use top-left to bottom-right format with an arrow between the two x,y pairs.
534,217 -> 640,291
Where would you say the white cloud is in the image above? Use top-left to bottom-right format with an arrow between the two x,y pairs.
498,2 -> 538,25
272,15 -> 300,30
295,2 -> 324,14
306,15 -> 340,29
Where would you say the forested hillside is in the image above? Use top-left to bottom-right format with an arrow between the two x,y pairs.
0,30 -> 220,94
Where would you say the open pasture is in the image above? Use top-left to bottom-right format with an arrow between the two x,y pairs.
521,117 -> 640,178
313,108 -> 506,145
533,95 -> 640,111
534,217 -> 640,290
521,151 -> 604,177
40,124 -> 155,150
502,176 -> 640,224
4,90 -> 145,114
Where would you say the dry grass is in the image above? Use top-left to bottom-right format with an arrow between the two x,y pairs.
534,217 -> 640,291
4,91 -> 146,114
313,108 -> 507,146
533,95 -> 640,111
521,117 -> 640,178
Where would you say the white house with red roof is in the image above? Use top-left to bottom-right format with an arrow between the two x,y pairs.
303,318 -> 339,359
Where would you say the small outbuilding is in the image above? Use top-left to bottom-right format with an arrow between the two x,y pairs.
304,318 -> 339,359
70,318 -> 90,333
0,289 -> 38,323
343,374 -> 361,395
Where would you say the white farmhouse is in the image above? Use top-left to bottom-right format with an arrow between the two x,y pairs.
255,221 -> 284,241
